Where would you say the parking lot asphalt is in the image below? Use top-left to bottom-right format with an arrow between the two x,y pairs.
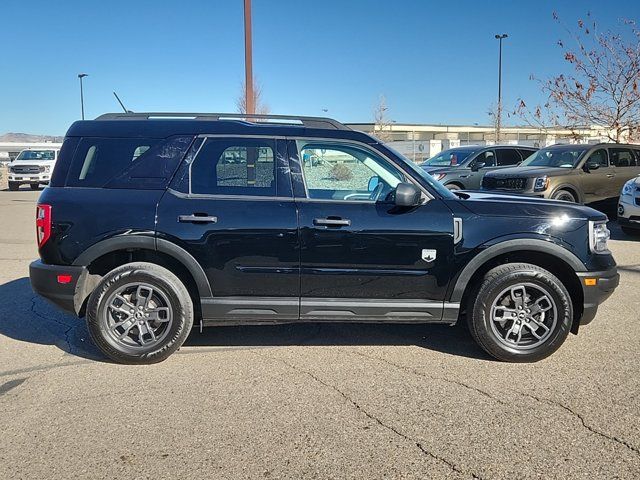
0,187 -> 638,480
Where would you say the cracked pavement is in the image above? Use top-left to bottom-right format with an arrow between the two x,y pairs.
0,188 -> 638,479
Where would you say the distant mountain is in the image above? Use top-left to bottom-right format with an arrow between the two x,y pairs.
0,133 -> 63,143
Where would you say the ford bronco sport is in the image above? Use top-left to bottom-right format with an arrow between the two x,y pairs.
29,113 -> 619,364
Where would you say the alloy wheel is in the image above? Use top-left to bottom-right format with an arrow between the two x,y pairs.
103,282 -> 173,350
489,283 -> 557,350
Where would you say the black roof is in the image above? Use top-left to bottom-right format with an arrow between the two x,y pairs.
66,113 -> 377,143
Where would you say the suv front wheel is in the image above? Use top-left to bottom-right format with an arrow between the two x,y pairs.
467,263 -> 573,362
86,262 -> 194,364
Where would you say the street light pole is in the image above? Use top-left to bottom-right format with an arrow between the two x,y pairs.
243,0 -> 255,115
78,73 -> 88,120
494,34 -> 508,142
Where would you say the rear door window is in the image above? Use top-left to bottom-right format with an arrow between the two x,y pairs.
517,149 -> 535,161
609,148 -> 637,167
496,149 -> 522,166
190,138 -> 276,196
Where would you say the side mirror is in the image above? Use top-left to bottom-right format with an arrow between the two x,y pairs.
471,162 -> 486,172
584,161 -> 600,172
394,183 -> 421,207
367,175 -> 380,192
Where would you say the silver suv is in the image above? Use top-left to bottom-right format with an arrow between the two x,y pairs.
421,145 -> 537,190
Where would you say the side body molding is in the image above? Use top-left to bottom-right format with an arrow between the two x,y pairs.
449,238 -> 586,303
72,235 -> 213,298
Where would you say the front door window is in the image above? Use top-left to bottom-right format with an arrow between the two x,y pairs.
298,142 -> 405,202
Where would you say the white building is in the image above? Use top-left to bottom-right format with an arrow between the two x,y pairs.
347,123 -> 616,163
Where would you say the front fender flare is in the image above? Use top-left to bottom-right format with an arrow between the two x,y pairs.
449,238 -> 586,303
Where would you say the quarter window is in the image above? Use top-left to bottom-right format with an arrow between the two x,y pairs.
298,142 -> 404,202
190,138 -> 276,196
67,137 -> 158,187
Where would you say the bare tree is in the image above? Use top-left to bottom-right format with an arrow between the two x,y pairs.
518,13 -> 640,143
373,95 -> 392,142
236,77 -> 270,115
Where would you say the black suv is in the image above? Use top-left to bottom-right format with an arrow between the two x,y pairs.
421,145 -> 538,190
30,113 -> 619,364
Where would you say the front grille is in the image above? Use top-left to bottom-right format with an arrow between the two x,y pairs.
11,165 -> 43,174
483,176 -> 527,191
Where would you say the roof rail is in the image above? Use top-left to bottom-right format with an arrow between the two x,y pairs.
94,112 -> 350,130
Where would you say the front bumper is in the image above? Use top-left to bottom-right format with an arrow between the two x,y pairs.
576,267 -> 620,325
29,260 -> 94,316
8,174 -> 50,183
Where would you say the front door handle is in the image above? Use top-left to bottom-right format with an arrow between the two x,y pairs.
606,173 -> 615,178
313,217 -> 351,227
178,214 -> 218,223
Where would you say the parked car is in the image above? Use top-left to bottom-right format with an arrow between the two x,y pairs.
618,175 -> 640,236
481,143 -> 640,203
421,145 -> 537,190
30,113 -> 618,364
7,148 -> 60,190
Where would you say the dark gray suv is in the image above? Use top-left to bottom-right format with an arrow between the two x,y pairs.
421,145 -> 538,190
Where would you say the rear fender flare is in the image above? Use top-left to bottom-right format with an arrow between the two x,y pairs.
72,235 -> 212,298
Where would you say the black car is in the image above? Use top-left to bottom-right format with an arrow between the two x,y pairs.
421,145 -> 537,190
30,113 -> 619,364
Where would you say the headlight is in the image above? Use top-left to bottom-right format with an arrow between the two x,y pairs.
534,176 -> 550,192
621,179 -> 636,196
589,220 -> 610,254
431,173 -> 446,181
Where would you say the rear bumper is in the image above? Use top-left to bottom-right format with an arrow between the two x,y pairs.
576,268 -> 620,325
29,260 -> 92,316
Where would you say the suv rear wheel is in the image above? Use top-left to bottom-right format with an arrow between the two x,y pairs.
86,262 -> 193,364
467,263 -> 572,362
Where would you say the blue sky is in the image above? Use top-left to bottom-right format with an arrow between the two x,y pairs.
2,0 -> 639,134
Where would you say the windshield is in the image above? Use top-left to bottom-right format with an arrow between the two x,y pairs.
520,148 -> 585,168
422,148 -> 476,167
16,150 -> 55,161
376,143 -> 457,199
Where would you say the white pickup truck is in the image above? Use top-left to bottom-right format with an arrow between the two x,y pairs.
7,148 -> 60,190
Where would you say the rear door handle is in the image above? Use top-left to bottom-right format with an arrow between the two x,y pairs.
178,214 -> 218,223
606,174 -> 615,178
313,217 -> 351,227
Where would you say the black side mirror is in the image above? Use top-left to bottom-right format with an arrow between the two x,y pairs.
471,162 -> 486,172
584,161 -> 600,172
394,183 -> 421,207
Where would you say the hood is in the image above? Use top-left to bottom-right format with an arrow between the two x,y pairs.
454,190 -> 606,221
485,166 -> 572,178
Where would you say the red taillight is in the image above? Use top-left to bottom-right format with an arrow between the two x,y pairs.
36,204 -> 52,248
57,274 -> 72,284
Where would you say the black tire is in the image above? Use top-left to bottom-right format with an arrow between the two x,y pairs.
466,263 -> 573,362
552,189 -> 577,203
8,182 -> 19,191
29,184 -> 40,190
86,262 -> 194,364
621,226 -> 640,237
445,183 -> 463,191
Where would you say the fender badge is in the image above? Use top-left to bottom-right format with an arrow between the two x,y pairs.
422,249 -> 437,262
